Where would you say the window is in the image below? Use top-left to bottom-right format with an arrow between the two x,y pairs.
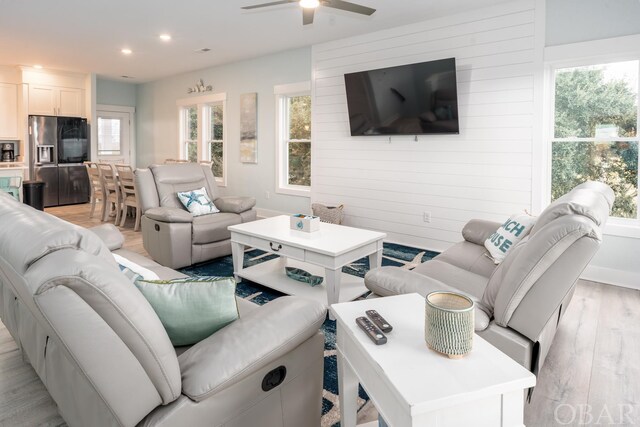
550,60 -> 639,219
206,103 -> 224,180
286,95 -> 311,186
97,117 -> 121,155
181,106 -> 198,163
177,93 -> 227,185
276,82 -> 312,196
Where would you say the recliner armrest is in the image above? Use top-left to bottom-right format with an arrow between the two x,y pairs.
144,207 -> 193,223
214,196 -> 256,214
178,296 -> 326,402
365,267 -> 490,331
365,266 -> 455,297
89,223 -> 125,250
462,219 -> 502,245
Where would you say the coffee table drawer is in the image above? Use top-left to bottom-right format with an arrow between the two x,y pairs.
249,236 -> 305,260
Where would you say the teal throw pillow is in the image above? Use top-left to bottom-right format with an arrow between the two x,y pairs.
135,276 -> 238,346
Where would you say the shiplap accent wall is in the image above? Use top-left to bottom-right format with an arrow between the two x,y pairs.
311,0 -> 543,252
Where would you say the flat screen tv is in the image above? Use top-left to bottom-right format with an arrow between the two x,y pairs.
344,58 -> 459,136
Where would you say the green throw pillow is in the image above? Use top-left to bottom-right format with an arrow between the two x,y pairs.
135,277 -> 239,346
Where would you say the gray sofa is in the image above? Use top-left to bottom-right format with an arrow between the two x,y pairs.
365,181 -> 614,375
0,191 -> 326,427
136,163 -> 257,269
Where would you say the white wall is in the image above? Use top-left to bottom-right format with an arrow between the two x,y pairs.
546,0 -> 640,46
585,235 -> 640,289
96,78 -> 136,107
311,0 -> 543,252
135,47 -> 312,214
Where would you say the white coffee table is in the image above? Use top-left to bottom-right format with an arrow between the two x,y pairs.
331,293 -> 536,427
228,216 -> 386,310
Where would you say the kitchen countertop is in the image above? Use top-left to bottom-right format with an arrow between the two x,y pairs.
0,162 -> 28,170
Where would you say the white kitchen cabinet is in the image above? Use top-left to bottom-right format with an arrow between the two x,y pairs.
0,83 -> 19,139
28,85 -> 57,116
28,85 -> 84,117
58,87 -> 84,116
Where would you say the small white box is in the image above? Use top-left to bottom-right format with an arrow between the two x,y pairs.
290,214 -> 320,233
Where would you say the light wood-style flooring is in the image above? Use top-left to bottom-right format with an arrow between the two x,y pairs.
1,203 -> 639,426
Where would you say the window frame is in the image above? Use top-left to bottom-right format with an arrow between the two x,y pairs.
179,105 -> 198,163
204,101 -> 227,187
274,81 -> 312,197
544,43 -> 640,236
177,93 -> 227,186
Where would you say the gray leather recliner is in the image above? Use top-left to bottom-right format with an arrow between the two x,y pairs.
0,191 -> 326,427
364,181 -> 614,375
135,163 -> 257,269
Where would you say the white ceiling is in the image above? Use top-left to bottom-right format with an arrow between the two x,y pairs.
0,0 -> 506,83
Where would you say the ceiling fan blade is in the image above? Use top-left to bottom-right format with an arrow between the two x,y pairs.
241,0 -> 297,10
302,7 -> 315,25
324,0 -> 376,16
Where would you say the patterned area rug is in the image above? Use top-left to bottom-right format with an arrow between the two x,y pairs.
180,242 -> 439,427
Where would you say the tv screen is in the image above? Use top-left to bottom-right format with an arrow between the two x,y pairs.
344,58 -> 459,136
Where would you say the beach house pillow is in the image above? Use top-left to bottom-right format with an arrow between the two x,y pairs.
112,253 -> 160,282
135,277 -> 238,346
484,213 -> 536,264
177,187 -> 220,217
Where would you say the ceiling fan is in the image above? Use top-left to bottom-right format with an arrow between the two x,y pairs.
241,0 -> 376,26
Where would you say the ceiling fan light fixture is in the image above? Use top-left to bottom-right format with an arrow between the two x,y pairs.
299,0 -> 319,9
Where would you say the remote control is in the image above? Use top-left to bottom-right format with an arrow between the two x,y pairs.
356,316 -> 387,345
366,310 -> 393,333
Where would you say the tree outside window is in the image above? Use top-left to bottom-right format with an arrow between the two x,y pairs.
208,103 -> 224,179
551,61 -> 639,219
183,106 -> 198,162
286,95 -> 311,187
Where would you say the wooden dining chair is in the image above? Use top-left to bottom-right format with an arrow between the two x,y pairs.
97,163 -> 121,225
114,164 -> 141,231
85,162 -> 105,219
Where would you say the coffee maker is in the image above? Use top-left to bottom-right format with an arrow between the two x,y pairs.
1,143 -> 15,162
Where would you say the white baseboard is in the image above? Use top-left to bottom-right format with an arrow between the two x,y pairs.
255,207 -> 291,219
581,265 -> 640,291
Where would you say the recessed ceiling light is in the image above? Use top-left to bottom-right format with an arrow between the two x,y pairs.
121,48 -> 132,55
121,75 -> 134,79
195,48 -> 211,53
300,0 -> 319,8
33,64 -> 43,69
159,34 -> 172,41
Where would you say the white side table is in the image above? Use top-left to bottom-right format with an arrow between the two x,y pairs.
331,294 -> 536,427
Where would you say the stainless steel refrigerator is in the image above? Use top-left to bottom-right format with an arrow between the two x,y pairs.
29,116 -> 90,207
